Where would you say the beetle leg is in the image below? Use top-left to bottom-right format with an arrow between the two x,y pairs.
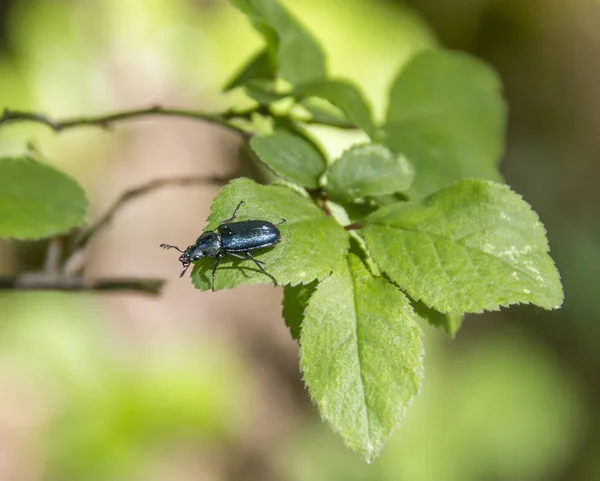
228,251 -> 266,266
179,261 -> 191,278
243,251 -> 278,286
221,201 -> 245,224
211,253 -> 224,292
160,243 -> 184,253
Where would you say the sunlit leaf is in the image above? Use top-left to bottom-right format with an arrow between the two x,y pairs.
363,179 -> 564,313
301,254 -> 424,462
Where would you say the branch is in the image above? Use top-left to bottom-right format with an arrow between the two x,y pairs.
0,274 -> 164,295
0,106 -> 252,136
0,105 -> 358,136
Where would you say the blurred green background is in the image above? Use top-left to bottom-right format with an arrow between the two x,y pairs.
0,0 -> 598,480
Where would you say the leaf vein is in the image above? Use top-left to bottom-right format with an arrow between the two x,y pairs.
349,265 -> 372,449
373,223 -> 545,285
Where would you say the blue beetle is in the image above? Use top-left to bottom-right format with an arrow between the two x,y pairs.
161,201 -> 285,291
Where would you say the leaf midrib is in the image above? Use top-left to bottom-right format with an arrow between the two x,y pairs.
348,262 -> 372,453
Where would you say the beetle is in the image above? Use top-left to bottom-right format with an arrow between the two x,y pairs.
160,201 -> 286,291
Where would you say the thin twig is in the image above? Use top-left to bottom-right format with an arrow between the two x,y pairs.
0,106 -> 251,136
43,236 -> 64,274
0,105 -> 358,137
72,174 -> 236,252
0,274 -> 164,295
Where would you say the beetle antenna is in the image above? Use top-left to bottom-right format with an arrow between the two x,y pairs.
160,243 -> 184,253
276,218 -> 286,226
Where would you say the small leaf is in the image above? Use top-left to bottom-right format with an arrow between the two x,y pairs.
190,178 -> 348,290
325,144 -> 414,202
0,156 -> 88,239
224,48 -> 274,91
282,280 -> 317,340
384,50 -> 506,199
243,80 -> 283,105
250,130 -> 327,188
300,254 -> 424,462
228,0 -> 326,85
299,99 -> 352,128
363,179 -> 564,314
295,79 -> 377,138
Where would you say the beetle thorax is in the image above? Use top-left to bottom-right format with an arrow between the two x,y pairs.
192,231 -> 222,258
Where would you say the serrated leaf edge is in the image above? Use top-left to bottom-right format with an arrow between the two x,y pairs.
362,180 -> 564,313
300,256 -> 425,462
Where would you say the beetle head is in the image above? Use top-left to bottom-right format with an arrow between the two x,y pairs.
160,240 -> 210,278
177,251 -> 191,277
178,243 -> 205,277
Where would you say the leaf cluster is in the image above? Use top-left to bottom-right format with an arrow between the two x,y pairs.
206,0 -> 563,461
0,0 -> 564,463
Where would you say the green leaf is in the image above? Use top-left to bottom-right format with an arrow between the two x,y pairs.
325,144 -> 414,202
363,179 -> 564,314
190,178 -> 348,290
282,280 -> 317,340
0,156 -> 88,239
228,0 -> 326,85
383,50 -> 506,199
411,299 -> 464,337
250,130 -> 327,188
300,253 -> 424,462
298,99 -> 353,129
295,79 -> 377,138
224,48 -> 274,91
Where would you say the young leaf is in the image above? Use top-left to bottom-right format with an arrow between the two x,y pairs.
363,179 -> 564,314
299,99 -> 353,129
0,156 -> 88,239
250,130 -> 327,188
325,144 -> 414,202
300,254 -> 424,462
295,79 -> 377,139
228,0 -> 326,84
383,50 -> 506,199
190,178 -> 348,290
224,48 -> 274,91
243,80 -> 283,105
282,280 -> 318,340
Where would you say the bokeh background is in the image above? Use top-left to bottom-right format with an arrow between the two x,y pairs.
0,0 -> 599,480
